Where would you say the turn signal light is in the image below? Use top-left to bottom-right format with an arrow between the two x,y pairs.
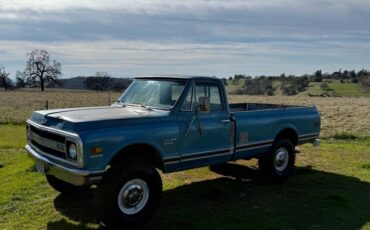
90,146 -> 104,154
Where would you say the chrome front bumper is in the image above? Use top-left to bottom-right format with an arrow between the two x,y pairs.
26,144 -> 105,186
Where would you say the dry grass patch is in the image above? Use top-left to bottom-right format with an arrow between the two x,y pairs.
229,95 -> 370,138
0,89 -> 121,124
1,89 -> 369,138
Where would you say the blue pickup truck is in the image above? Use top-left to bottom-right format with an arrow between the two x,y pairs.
26,76 -> 320,227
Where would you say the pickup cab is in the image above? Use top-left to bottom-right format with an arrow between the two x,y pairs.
26,76 -> 320,227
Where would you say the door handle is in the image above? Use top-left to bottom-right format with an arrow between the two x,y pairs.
220,119 -> 231,123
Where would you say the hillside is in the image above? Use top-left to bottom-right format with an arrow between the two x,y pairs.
227,80 -> 370,98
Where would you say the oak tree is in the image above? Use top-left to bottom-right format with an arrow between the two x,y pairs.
24,49 -> 61,91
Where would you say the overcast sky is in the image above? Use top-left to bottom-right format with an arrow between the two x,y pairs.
1,0 -> 370,79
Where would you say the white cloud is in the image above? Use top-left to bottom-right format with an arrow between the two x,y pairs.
2,39 -> 370,77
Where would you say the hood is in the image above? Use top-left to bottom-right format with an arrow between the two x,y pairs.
30,105 -> 170,131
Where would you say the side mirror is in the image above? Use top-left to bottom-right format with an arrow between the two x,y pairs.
198,96 -> 211,113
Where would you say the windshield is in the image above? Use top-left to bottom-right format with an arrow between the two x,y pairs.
118,79 -> 187,109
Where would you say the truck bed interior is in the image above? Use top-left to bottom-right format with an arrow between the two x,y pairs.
229,103 -> 303,112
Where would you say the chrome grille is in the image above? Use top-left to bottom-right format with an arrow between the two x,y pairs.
28,125 -> 67,159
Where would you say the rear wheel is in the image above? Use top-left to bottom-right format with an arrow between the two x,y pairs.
258,139 -> 295,179
95,158 -> 162,228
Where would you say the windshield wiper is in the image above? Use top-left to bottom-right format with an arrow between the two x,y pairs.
139,103 -> 153,111
114,100 -> 127,107
115,101 -> 156,111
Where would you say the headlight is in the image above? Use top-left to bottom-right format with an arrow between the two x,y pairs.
67,142 -> 78,160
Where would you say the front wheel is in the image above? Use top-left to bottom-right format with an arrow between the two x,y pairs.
95,159 -> 162,228
258,139 -> 295,179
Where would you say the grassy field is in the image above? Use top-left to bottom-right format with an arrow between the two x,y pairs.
1,88 -> 370,138
231,95 -> 370,138
0,125 -> 369,229
0,87 -> 369,229
300,82 -> 370,98
0,89 -> 121,124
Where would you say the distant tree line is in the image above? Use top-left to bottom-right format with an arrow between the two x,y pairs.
0,49 -> 132,92
83,72 -> 132,92
1,51 -> 369,95
229,69 -> 370,96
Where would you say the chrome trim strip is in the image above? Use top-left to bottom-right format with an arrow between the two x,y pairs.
163,155 -> 180,161
163,160 -> 180,165
236,140 -> 273,149
181,148 -> 231,159
235,143 -> 272,152
180,151 -> 232,162
299,137 -> 318,141
231,106 -> 310,113
299,132 -> 320,138
163,148 -> 232,165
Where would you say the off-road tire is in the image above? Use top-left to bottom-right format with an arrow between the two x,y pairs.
258,139 -> 295,179
95,158 -> 162,229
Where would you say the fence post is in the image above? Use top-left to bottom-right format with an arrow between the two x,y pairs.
45,100 -> 49,110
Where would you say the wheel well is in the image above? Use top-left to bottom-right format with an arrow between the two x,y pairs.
275,129 -> 298,146
109,144 -> 164,171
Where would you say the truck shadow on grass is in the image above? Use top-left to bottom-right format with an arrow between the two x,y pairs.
48,164 -> 370,230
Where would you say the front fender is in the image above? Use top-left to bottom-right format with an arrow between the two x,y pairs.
79,119 -> 180,171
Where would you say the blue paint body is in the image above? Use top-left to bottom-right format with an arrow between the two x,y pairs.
27,76 -> 320,176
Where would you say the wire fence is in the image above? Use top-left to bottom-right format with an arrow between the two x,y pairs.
0,91 -> 121,124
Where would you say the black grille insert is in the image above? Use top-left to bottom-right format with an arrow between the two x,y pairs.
30,126 -> 66,143
31,140 -> 67,159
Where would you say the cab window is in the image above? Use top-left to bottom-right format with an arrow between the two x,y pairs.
181,82 -> 224,112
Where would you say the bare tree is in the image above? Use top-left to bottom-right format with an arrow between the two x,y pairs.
0,66 -> 10,91
23,49 -> 61,91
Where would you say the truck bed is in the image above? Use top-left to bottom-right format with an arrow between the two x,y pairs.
229,102 -> 320,161
229,103 -> 304,112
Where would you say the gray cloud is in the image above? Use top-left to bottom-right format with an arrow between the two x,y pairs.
0,0 -> 369,77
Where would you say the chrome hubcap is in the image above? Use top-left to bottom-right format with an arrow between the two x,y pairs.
274,147 -> 289,172
118,179 -> 149,215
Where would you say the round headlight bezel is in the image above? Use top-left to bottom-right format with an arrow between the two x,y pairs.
67,142 -> 78,160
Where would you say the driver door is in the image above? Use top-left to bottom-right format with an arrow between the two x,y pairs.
178,81 -> 233,169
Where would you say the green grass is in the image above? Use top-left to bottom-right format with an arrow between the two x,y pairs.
0,125 -> 26,149
226,80 -> 370,98
0,125 -> 369,229
301,82 -> 370,98
333,132 -> 358,140
328,82 -> 370,97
